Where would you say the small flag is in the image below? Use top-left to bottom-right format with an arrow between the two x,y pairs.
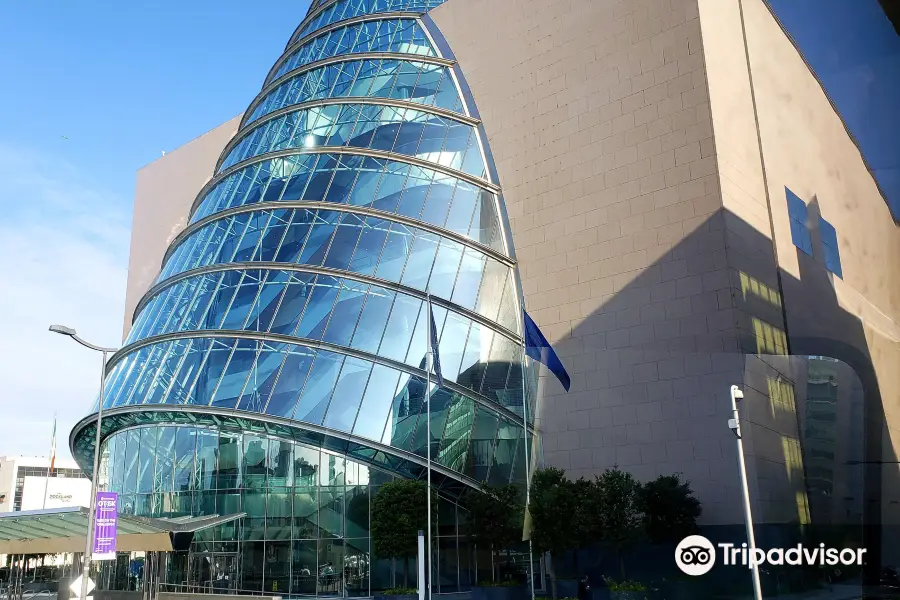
428,296 -> 444,388
48,416 -> 57,474
524,311 -> 571,392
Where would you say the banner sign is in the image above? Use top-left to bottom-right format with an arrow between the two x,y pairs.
92,491 -> 118,560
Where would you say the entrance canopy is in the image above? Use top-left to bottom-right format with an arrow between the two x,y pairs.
0,507 -> 245,555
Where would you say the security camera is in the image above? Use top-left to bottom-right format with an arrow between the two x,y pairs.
731,386 -> 744,401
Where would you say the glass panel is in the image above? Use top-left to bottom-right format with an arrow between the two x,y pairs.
217,432 -> 242,489
322,280 -> 368,347
317,538 -> 345,595
294,351 -> 345,425
269,272 -> 316,336
323,357 -> 372,433
350,287 -> 394,354
382,373 -> 424,451
469,406 -> 499,482
243,434 -> 269,489
237,342 -> 287,413
439,394 -> 475,473
266,346 -> 316,417
400,231 -> 439,290
296,275 -> 341,339
379,294 -> 421,363
352,365 -> 400,441
292,539 -> 318,595
210,339 -> 258,409
295,445 -> 320,488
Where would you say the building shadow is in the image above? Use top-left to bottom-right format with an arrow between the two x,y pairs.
533,204 -> 898,596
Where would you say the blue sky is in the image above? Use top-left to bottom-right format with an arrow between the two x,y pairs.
769,0 -> 900,217
0,1 -> 309,458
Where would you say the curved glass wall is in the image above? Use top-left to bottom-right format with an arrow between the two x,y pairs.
125,271 -> 524,404
152,208 -> 517,332
290,0 -> 448,47
97,338 -> 525,485
249,59 -> 464,127
74,2 -> 528,593
219,102 -> 486,179
189,154 -> 502,252
270,18 -> 436,86
98,424 -> 477,595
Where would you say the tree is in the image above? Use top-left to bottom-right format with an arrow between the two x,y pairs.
572,476 -> 603,570
596,468 -> 644,579
529,467 -> 579,599
464,483 -> 524,581
638,473 -> 702,544
371,480 -> 435,587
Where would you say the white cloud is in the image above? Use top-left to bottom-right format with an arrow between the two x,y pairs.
0,143 -> 130,462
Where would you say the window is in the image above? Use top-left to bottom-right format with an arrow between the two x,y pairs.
819,216 -> 843,278
786,188 -> 812,255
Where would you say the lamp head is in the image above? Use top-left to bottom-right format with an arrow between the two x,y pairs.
49,324 -> 77,336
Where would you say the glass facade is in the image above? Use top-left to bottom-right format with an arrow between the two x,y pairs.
99,424 -> 476,595
71,1 -> 530,595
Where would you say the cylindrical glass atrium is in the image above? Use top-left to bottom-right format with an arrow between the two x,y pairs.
71,0 -> 532,595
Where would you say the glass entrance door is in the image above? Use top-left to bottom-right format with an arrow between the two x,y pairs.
189,552 -> 239,593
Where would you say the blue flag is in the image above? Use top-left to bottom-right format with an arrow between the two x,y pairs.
428,298 -> 444,388
524,311 -> 571,392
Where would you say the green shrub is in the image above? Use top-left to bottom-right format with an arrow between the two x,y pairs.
476,580 -> 522,587
382,587 -> 418,595
603,577 -> 648,592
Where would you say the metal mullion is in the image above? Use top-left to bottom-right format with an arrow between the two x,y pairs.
156,338 -> 200,408
187,272 -> 227,331
120,342 -> 171,407
427,237 -> 466,303
197,148 -> 498,223
292,208 -> 326,266
166,273 -> 208,335
282,273 -> 324,339
204,339 -> 241,408
257,207 -> 295,259
136,287 -> 175,341
287,271 -> 344,340
220,216 -> 255,265
480,414 -> 502,485
224,97 -> 481,171
107,336 -> 532,428
346,352 -> 381,436
233,342 -> 267,411
239,269 -> 276,333
248,211 -> 277,263
261,267 -> 299,338
257,345 -> 299,416
206,269 -> 247,332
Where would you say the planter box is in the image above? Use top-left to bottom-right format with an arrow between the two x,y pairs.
472,585 -> 527,600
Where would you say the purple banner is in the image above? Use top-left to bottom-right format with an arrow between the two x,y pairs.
92,491 -> 118,560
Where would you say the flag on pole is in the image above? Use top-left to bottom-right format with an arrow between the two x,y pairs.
427,296 -> 444,388
48,416 -> 57,473
523,311 -> 571,392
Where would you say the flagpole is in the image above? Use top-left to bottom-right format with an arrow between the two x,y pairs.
42,413 -> 57,510
520,339 -> 536,600
425,293 -> 433,600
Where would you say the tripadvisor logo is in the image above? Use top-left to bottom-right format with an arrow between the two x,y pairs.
675,535 -> 867,576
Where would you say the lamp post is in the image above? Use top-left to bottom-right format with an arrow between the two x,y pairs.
49,325 -> 117,600
728,384 -> 763,600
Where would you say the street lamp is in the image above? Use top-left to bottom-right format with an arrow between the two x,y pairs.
728,385 -> 763,600
49,325 -> 117,600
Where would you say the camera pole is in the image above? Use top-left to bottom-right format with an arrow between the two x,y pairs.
729,385 -> 763,600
